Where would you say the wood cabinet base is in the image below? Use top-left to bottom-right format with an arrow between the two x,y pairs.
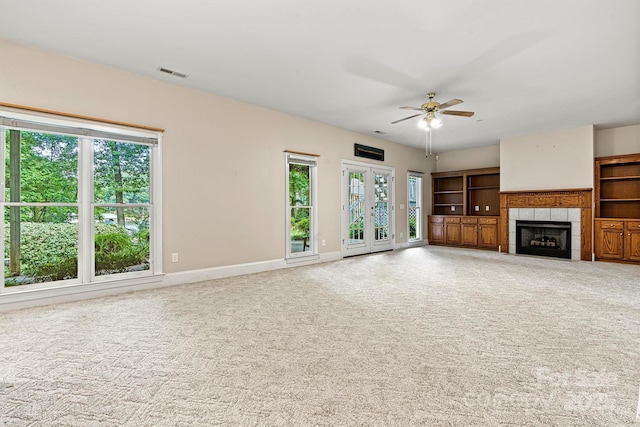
429,215 -> 500,250
595,218 -> 640,264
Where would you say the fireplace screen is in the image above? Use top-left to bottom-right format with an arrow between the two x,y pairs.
516,220 -> 571,259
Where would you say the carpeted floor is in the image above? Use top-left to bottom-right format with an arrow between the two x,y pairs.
0,246 -> 639,426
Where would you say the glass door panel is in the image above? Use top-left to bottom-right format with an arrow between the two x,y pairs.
349,170 -> 366,244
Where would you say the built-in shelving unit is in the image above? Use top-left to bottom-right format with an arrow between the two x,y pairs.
432,175 -> 464,215
594,153 -> 640,263
431,167 -> 500,216
429,167 -> 500,251
596,154 -> 640,219
466,172 -> 500,216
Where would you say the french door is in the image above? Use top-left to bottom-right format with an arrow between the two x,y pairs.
341,161 -> 394,256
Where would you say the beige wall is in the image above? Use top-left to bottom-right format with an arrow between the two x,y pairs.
595,124 -> 640,157
433,144 -> 500,172
500,126 -> 595,191
0,40 -> 430,273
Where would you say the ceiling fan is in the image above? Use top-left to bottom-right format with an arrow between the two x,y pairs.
392,92 -> 474,129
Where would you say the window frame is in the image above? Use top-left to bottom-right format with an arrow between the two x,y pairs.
0,109 -> 162,293
285,153 -> 318,261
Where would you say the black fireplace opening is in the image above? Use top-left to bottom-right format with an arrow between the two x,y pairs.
516,220 -> 572,259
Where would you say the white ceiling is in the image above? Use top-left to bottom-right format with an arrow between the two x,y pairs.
1,0 -> 638,152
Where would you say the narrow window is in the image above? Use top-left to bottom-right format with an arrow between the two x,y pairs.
408,173 -> 423,241
286,153 -> 317,259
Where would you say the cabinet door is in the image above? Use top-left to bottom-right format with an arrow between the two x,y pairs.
445,223 -> 461,245
478,224 -> 498,248
429,222 -> 444,244
595,228 -> 624,260
462,223 -> 478,246
624,222 -> 640,262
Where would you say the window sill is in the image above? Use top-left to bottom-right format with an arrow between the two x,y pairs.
0,273 -> 165,312
286,254 -> 320,264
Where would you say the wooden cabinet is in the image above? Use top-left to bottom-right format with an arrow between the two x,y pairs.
594,153 -> 640,264
595,219 -> 640,262
444,217 -> 461,245
428,215 -> 499,250
428,215 -> 444,244
461,217 -> 478,246
626,221 -> 640,262
478,217 -> 499,248
430,167 -> 501,251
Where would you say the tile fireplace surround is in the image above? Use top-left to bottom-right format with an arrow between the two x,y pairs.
509,208 -> 580,260
499,189 -> 593,261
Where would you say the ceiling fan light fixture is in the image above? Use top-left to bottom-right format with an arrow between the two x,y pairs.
392,93 -> 473,130
430,116 -> 443,129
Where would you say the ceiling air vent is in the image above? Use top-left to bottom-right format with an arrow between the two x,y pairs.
158,67 -> 188,78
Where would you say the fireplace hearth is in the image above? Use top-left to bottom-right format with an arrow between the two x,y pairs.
516,220 -> 571,259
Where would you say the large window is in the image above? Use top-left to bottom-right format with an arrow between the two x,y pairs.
286,153 -> 317,259
408,173 -> 423,241
1,111 -> 161,290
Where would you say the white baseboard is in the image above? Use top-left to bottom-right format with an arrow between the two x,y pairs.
0,251 -> 342,312
395,240 -> 428,250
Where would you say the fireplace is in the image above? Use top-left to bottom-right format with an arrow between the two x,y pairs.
516,220 -> 571,259
500,189 -> 592,261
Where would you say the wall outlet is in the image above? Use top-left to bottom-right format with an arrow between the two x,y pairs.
321,239 -> 326,247
171,252 -> 179,262
400,203 -> 405,210
475,205 -> 479,212
485,205 -> 490,211
451,205 -> 456,211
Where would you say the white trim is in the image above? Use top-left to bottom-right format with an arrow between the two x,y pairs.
0,274 -> 165,312
79,137 -> 92,284
0,251 -> 342,312
0,108 -> 159,143
286,153 -> 318,259
341,160 -> 395,257
407,173 -> 423,241
286,254 -> 320,264
395,240 -> 428,250
152,134 -> 163,275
